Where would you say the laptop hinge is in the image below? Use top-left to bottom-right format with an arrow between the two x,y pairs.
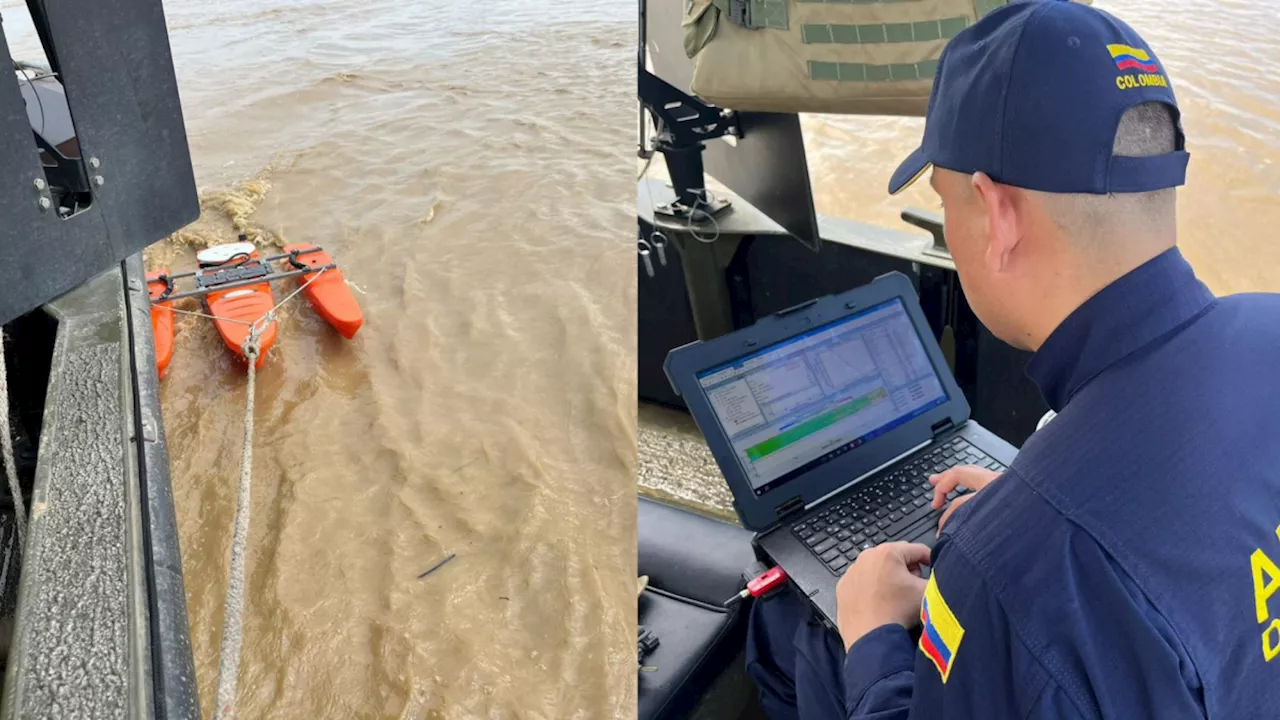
931,418 -> 955,438
775,496 -> 805,523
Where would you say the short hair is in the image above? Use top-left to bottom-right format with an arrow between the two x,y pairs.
1036,102 -> 1178,240
1113,102 -> 1177,156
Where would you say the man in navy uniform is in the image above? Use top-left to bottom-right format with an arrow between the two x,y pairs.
744,1 -> 1280,718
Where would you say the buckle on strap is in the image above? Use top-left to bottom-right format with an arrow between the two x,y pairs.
716,0 -> 787,31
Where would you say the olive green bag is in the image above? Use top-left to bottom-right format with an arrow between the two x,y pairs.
684,0 -> 1087,116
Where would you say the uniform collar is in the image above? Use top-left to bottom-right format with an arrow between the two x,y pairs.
1026,247 -> 1214,412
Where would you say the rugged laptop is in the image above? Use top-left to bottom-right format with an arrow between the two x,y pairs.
664,272 -> 1017,626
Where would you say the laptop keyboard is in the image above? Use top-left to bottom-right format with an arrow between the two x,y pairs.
790,437 -> 1007,575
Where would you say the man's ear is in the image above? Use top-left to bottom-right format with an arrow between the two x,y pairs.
971,172 -> 1021,272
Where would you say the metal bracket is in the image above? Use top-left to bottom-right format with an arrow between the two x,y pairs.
638,67 -> 740,221
160,247 -> 334,303
902,207 -> 949,259
652,183 -> 730,223
639,68 -> 740,151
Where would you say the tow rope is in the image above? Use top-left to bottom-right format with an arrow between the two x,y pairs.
207,267 -> 326,720
212,332 -> 258,720
0,333 -> 27,551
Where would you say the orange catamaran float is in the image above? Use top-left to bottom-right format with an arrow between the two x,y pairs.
145,237 -> 363,376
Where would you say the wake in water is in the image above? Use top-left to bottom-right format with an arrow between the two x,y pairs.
145,155 -> 302,270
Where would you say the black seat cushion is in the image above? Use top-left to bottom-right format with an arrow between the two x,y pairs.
638,497 -> 756,605
638,497 -> 758,720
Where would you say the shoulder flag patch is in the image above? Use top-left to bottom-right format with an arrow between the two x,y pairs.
919,573 -> 965,682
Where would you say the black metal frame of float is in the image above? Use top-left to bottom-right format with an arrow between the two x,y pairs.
148,246 -> 338,304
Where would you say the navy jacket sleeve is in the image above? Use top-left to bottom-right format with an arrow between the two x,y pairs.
841,625 -> 915,719
838,533 -> 1205,720
839,539 -> 1079,720
840,622 -> 1088,720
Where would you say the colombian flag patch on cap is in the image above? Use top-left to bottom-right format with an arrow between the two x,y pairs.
919,573 -> 965,683
1107,43 -> 1158,73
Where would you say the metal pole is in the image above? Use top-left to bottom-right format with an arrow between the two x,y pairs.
638,0 -> 647,150
161,265 -> 335,302
160,247 -> 325,282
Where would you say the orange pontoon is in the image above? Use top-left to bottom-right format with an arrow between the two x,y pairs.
146,268 -> 175,378
283,243 -> 363,339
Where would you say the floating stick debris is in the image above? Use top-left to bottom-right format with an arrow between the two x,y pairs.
418,552 -> 457,579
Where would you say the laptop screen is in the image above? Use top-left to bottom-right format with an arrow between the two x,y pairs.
696,298 -> 948,496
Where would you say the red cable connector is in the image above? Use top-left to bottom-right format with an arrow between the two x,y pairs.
723,565 -> 789,608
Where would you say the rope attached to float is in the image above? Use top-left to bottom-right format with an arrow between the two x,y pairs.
213,332 -> 258,720
167,305 -> 254,325
0,334 -> 27,550
210,267 -> 327,720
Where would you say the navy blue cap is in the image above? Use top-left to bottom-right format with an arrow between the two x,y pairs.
889,0 -> 1189,196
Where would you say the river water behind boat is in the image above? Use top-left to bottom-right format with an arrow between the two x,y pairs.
807,0 -> 1280,295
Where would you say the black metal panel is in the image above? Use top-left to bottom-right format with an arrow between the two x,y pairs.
47,0 -> 197,258
643,0 -> 819,248
703,113 -> 819,248
748,239 -> 916,318
0,28 -> 112,325
0,0 -> 197,325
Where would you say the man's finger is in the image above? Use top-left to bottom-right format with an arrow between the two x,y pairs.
930,466 -> 999,508
931,482 -> 948,509
930,470 -> 963,508
937,493 -> 976,535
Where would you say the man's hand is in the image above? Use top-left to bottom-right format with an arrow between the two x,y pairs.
836,542 -> 931,651
929,465 -> 1001,534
